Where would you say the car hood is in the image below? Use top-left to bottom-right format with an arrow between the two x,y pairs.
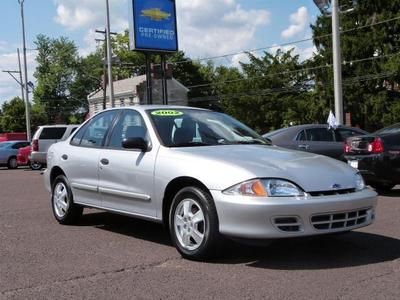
167,145 -> 357,192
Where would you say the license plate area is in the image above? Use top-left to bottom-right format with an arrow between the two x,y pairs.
348,160 -> 358,169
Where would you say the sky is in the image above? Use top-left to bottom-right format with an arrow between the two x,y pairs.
0,0 -> 321,105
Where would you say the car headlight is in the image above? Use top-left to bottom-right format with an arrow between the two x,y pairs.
223,179 -> 304,197
355,172 -> 365,191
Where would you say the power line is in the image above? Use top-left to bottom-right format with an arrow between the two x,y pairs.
184,51 -> 400,91
119,14 -> 400,71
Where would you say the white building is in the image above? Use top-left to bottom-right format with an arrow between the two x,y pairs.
87,75 -> 189,115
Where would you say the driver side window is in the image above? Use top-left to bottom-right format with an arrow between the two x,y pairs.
108,110 -> 148,149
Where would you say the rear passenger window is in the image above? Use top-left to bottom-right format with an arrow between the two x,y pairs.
305,128 -> 334,142
39,128 -> 66,139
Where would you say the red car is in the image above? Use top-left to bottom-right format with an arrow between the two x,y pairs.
17,145 -> 42,170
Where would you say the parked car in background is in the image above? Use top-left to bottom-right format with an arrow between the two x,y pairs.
263,124 -> 368,160
17,145 -> 42,170
345,122 -> 400,191
31,125 -> 79,167
0,132 -> 27,142
0,141 -> 31,169
44,106 -> 377,260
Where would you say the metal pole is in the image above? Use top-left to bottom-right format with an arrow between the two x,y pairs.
145,53 -> 153,104
17,48 -> 25,104
105,0 -> 114,107
332,0 -> 344,125
161,55 -> 166,105
161,54 -> 168,105
19,0 -> 31,141
103,35 -> 108,110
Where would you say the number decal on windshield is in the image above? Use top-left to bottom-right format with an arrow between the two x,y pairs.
151,110 -> 183,117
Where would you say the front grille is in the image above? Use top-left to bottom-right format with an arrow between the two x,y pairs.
272,216 -> 302,232
308,188 -> 356,197
311,208 -> 370,230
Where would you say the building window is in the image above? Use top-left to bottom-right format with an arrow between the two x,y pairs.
120,98 -> 125,107
129,97 -> 134,105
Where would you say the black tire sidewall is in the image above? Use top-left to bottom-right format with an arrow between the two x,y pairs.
169,186 -> 219,260
51,175 -> 78,224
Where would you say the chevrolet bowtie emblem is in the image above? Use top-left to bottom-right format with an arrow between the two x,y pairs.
141,8 -> 171,21
331,184 -> 341,189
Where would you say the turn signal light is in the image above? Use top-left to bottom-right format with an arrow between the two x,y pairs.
344,143 -> 351,153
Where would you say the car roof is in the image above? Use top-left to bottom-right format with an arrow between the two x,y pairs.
99,105 -> 210,114
38,124 -> 79,128
263,124 -> 368,139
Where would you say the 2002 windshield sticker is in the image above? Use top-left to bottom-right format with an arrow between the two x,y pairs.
151,110 -> 183,117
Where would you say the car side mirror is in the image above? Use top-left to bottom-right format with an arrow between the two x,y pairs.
122,137 -> 149,151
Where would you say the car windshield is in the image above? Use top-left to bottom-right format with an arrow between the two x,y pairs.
148,109 -> 270,147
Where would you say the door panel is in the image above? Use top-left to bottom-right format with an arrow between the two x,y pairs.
98,109 -> 157,217
63,110 -> 119,206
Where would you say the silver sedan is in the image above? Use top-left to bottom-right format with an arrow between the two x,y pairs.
44,106 -> 377,260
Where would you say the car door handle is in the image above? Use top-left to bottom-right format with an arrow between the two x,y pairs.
61,154 -> 68,160
298,144 -> 309,150
100,158 -> 109,165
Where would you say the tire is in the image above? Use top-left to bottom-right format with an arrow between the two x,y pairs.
370,183 -> 395,192
51,175 -> 83,225
169,186 -> 221,260
30,161 -> 42,170
7,157 -> 18,169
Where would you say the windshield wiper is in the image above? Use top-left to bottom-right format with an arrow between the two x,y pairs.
235,139 -> 270,145
172,142 -> 213,147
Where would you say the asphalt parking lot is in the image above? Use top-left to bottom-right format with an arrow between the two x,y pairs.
1,168 -> 399,299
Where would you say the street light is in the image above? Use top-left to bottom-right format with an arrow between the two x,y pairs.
18,0 -> 31,141
313,0 -> 344,125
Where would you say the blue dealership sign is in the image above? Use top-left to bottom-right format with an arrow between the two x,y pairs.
129,0 -> 178,52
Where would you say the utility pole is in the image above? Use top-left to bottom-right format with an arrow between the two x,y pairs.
95,29 -> 117,110
105,0 -> 115,108
18,0 -> 31,141
332,0 -> 344,125
17,49 -> 25,104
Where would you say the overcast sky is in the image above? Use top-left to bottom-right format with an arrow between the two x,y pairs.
0,0 -> 320,105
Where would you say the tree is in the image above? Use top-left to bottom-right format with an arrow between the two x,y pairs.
311,0 -> 400,131
33,35 -> 79,123
218,50 -> 318,133
0,97 -> 27,132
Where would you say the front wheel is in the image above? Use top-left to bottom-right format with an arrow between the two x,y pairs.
169,186 -> 221,260
52,175 -> 83,225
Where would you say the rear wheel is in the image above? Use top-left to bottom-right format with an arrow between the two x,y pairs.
52,175 -> 83,225
169,186 -> 221,260
7,157 -> 18,169
30,161 -> 42,170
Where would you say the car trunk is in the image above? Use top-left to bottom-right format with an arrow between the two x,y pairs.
345,135 -> 381,155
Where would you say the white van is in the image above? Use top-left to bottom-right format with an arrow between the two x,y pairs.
31,125 -> 79,166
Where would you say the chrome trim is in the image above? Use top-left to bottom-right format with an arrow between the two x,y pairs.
71,182 -> 98,192
98,187 -> 151,201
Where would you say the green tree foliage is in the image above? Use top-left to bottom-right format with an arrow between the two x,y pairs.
33,34 -> 103,124
218,50 -> 322,133
0,97 -> 26,132
311,0 -> 400,131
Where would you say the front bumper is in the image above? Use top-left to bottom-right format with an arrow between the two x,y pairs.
211,188 -> 377,239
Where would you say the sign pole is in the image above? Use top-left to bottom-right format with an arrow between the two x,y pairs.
161,54 -> 168,105
145,53 -> 153,104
